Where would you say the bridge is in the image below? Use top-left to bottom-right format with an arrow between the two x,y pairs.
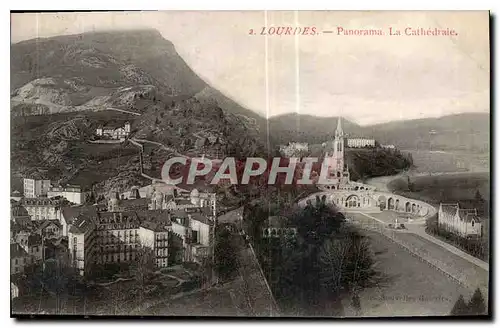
298,189 -> 437,219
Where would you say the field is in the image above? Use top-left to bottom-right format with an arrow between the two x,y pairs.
388,172 -> 490,205
351,230 -> 474,317
406,149 -> 489,174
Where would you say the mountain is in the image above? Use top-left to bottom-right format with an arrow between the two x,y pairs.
10,29 -> 267,195
365,113 -> 490,152
10,29 -> 207,115
268,112 -> 490,152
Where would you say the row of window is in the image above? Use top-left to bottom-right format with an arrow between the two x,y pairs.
97,252 -> 138,264
99,244 -> 139,252
97,230 -> 139,237
97,236 -> 140,244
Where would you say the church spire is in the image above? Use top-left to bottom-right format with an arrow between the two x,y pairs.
335,116 -> 343,137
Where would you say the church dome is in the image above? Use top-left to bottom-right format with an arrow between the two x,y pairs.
190,188 -> 200,198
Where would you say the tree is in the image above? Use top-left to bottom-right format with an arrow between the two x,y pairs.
450,294 -> 468,316
351,292 -> 361,316
474,190 -> 484,203
468,288 -> 487,315
132,246 -> 156,303
214,226 -> 238,282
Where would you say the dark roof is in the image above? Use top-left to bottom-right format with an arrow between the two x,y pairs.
140,220 -> 171,232
175,199 -> 194,206
441,203 -> 459,216
96,211 -> 139,225
99,122 -> 126,129
465,213 -> 481,223
11,243 -> 28,258
68,216 -> 95,234
27,234 -> 43,246
175,180 -> 216,194
189,212 -> 214,226
135,209 -> 170,222
11,203 -> 29,218
170,210 -> 189,219
61,206 -> 98,225
22,197 -> 65,206
13,216 -> 31,227
119,198 -> 149,210
38,220 -> 62,231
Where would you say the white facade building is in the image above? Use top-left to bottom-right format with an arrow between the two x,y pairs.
22,198 -> 64,221
96,121 -> 131,141
347,138 -> 376,148
438,203 -> 482,237
23,178 -> 51,198
48,185 -> 87,205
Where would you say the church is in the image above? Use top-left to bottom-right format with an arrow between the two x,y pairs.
319,117 -> 375,192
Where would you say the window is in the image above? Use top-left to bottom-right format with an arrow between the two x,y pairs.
472,221 -> 475,227
15,259 -> 18,265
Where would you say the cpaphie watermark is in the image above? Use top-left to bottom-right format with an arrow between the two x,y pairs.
161,156 -> 342,186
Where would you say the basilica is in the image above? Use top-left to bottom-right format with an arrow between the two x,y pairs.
319,117 -> 375,193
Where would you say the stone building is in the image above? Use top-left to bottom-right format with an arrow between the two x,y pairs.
438,203 -> 482,238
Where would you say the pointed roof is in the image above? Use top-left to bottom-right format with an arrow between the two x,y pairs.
335,116 -> 343,136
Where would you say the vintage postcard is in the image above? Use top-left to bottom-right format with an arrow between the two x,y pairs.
10,11 -> 490,318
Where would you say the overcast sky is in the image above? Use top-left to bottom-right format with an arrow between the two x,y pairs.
11,11 -> 490,125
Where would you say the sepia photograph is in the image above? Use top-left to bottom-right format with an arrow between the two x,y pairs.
9,10 -> 490,318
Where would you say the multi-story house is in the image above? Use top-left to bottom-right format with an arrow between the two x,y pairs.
11,243 -> 30,274
68,215 -> 97,277
21,197 -> 65,221
47,184 -> 88,205
138,210 -> 171,268
170,209 -> 214,264
96,121 -> 131,141
438,203 -> 482,238
23,178 -> 51,198
11,200 -> 30,222
60,206 -> 98,237
346,138 -> 376,148
93,211 -> 142,265
66,188 -> 216,276
36,220 -> 62,239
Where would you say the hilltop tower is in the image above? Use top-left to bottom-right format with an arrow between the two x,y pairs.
333,117 -> 345,174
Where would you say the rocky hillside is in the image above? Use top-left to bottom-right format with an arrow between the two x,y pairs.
10,29 -> 268,195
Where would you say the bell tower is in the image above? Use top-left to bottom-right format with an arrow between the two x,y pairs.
333,117 -> 344,173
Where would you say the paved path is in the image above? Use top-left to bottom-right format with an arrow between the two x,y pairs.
221,207 -> 280,316
357,212 -> 489,271
107,107 -> 142,116
408,224 -> 489,271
